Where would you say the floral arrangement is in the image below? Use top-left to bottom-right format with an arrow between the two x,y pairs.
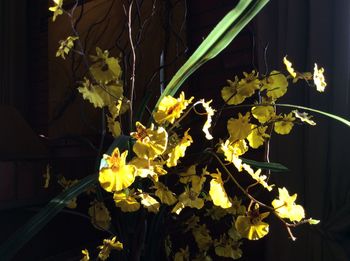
2,0 -> 345,260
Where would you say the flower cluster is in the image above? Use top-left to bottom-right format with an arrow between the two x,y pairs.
49,2 -> 326,259
71,54 -> 323,259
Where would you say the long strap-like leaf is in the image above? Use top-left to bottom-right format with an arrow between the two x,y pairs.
276,104 -> 350,127
155,0 -> 269,107
0,174 -> 97,261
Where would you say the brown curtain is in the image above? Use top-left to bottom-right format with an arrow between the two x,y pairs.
0,0 -> 28,117
256,0 -> 350,260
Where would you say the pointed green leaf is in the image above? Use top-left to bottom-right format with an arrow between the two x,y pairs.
241,158 -> 289,172
155,0 -> 269,107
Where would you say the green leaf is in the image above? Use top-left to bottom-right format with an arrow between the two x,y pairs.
0,174 -> 97,261
155,0 -> 269,107
276,104 -> 350,127
241,158 -> 289,172
308,218 -> 320,225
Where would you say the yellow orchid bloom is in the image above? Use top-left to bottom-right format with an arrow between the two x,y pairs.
90,47 -> 122,84
209,170 -> 232,209
49,0 -> 63,22
313,63 -> 327,92
293,110 -> 316,126
179,164 -> 198,184
214,234 -> 242,259
235,204 -> 270,240
166,129 -> 193,167
80,249 -> 90,261
192,224 -> 213,251
200,99 -> 215,140
56,36 -> 78,59
99,148 -> 136,192
205,205 -> 228,220
221,71 -> 260,105
274,112 -> 295,135
88,200 -> 111,231
242,164 -> 274,191
283,56 -> 297,78
153,91 -> 194,124
172,187 -> 204,215
261,70 -> 288,99
129,157 -> 167,181
174,246 -> 190,261
113,190 -> 140,212
251,105 -> 275,124
138,190 -> 160,213
247,125 -> 269,149
220,140 -> 245,171
151,181 -> 177,205
98,236 -> 123,261
272,187 -> 305,222
227,112 -> 252,142
131,122 -> 168,160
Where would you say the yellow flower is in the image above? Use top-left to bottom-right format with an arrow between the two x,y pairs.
221,77 -> 242,105
272,187 -> 305,222
226,196 -> 246,216
151,181 -> 177,205
220,140 -> 245,171
107,116 -> 121,137
129,157 -> 167,181
113,190 -> 140,212
251,105 -> 275,124
293,110 -> 316,125
261,70 -> 288,99
78,78 -> 105,108
209,170 -> 232,209
78,78 -> 124,109
192,224 -> 213,251
131,122 -> 168,160
153,91 -> 194,124
242,164 -> 274,191
214,235 -> 242,259
49,0 -> 63,22
166,129 -> 193,167
247,125 -> 269,149
174,246 -> 189,261
205,205 -> 228,220
90,47 -> 122,84
221,72 -> 260,105
179,164 -> 197,184
99,148 -> 136,192
98,84 -> 124,107
227,112 -> 252,142
235,205 -> 270,240
193,252 -> 213,261
98,236 -> 123,261
283,56 -> 297,78
313,63 -> 327,92
56,36 -> 78,59
88,200 -> 111,231
274,112 -> 295,135
172,187 -> 204,214
80,249 -> 90,261
200,100 -> 215,140
138,190 -> 160,213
